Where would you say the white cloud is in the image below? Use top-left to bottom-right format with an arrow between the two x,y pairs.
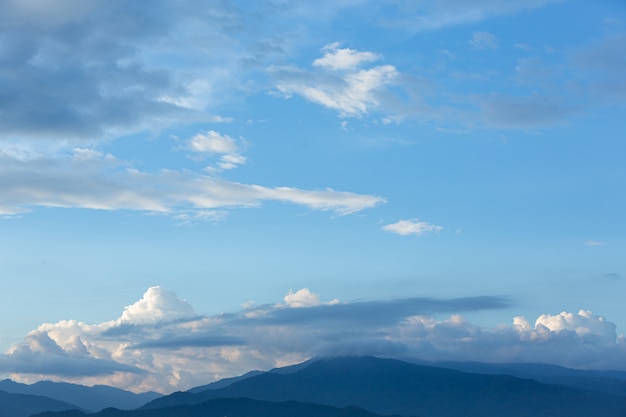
469,31 -> 499,50
283,288 -> 339,308
118,287 -> 197,325
187,130 -> 246,171
313,43 -> 381,71
1,288 -> 624,393
284,288 -> 321,307
270,44 -> 399,118
585,240 -> 606,246
382,219 -> 443,236
189,131 -> 238,154
0,148 -> 384,217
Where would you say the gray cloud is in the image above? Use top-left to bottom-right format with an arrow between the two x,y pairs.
480,94 -> 577,128
251,296 -> 511,326
132,335 -> 246,350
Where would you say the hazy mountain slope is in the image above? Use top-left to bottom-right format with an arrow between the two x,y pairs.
33,397 -> 401,417
144,356 -> 626,417
0,389 -> 81,417
187,357 -> 319,393
0,379 -> 161,411
422,360 -> 626,397
188,371 -> 264,393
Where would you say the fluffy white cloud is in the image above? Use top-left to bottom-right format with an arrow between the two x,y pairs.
118,287 -> 197,325
382,219 -> 443,236
283,288 -> 339,308
1,287 -> 624,393
313,43 -> 381,71
283,288 -> 321,307
187,131 -> 246,171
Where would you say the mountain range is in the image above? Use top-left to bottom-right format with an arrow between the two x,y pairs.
0,379 -> 160,416
5,356 -> 626,417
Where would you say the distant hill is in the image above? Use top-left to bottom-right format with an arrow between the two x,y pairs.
32,397 -> 400,417
418,360 -> 626,397
187,370 -> 265,393
0,379 -> 161,412
187,357 -> 319,393
143,356 -> 626,417
0,389 -> 81,417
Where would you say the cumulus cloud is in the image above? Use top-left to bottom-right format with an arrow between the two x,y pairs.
118,287 -> 197,325
2,287 -> 624,393
382,219 -> 443,236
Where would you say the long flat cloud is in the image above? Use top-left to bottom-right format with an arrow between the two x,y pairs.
0,149 -> 384,216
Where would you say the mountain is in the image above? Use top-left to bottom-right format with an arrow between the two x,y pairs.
32,397 -> 400,417
187,357 -> 319,393
143,356 -> 626,417
420,360 -> 626,397
0,379 -> 161,412
187,370 -> 265,393
0,389 -> 82,417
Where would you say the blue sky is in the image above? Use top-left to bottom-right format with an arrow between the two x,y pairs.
1,0 -> 625,393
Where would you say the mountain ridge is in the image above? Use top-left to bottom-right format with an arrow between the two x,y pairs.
0,379 -> 161,412
143,356 -> 626,417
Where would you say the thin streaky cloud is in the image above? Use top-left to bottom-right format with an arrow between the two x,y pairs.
382,219 -> 443,236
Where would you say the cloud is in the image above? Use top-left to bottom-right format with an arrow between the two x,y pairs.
284,288 -> 322,307
0,147 -> 384,217
469,31 -> 498,50
572,32 -> 626,101
118,287 -> 197,325
382,219 -> 443,236
269,43 -> 399,118
187,131 -> 246,171
585,241 -> 606,246
377,0 -> 562,31
479,94 -> 576,128
1,287 -> 625,393
313,42 -> 381,71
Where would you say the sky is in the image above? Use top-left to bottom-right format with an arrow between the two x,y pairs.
0,0 -> 625,393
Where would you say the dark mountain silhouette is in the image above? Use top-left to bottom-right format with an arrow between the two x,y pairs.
0,389 -> 82,417
32,397 -> 400,417
143,356 -> 626,417
418,360 -> 626,397
0,379 -> 161,412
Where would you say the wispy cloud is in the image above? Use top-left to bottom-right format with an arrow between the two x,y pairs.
469,31 -> 499,50
269,43 -> 399,118
0,146 -> 384,217
585,241 -> 606,246
382,219 -> 443,236
377,0 -> 562,31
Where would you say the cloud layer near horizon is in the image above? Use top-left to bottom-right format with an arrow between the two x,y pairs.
1,287 -> 624,393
